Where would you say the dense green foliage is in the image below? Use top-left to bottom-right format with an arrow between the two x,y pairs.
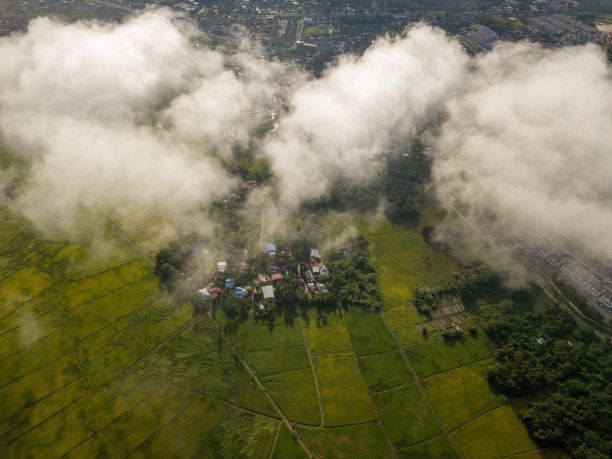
483,306 -> 612,458
327,236 -> 382,308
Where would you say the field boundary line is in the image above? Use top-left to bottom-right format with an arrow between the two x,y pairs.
0,347 -> 81,392
368,381 -> 413,396
0,328 -> 59,364
58,384 -> 169,458
500,447 -> 547,458
0,283 -> 57,324
0,374 -> 84,426
67,273 -> 157,312
127,370 -> 281,421
0,378 -> 90,448
268,422 -> 281,459
189,405 -> 232,459
355,348 -> 399,359
448,401 -> 507,433
344,309 -> 398,458
98,212 -> 155,266
245,343 -> 307,353
211,308 -> 315,458
125,317 -> 195,372
299,314 -> 324,428
419,356 -> 495,380
125,396 -> 202,457
398,432 -> 447,451
380,312 -> 465,459
61,259 -> 141,284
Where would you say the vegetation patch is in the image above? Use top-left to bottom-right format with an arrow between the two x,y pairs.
384,302 -> 424,328
344,305 -> 397,356
132,396 -> 228,458
299,422 -> 394,458
236,368 -> 279,418
398,436 -> 460,459
66,385 -> 197,458
138,303 -> 192,348
246,321 -> 305,351
357,351 -> 413,393
246,345 -> 311,375
372,383 -> 442,448
423,359 -> 503,430
452,404 -> 537,458
194,408 -> 277,458
303,307 -> 353,355
405,335 -> 494,378
260,368 -> 321,425
3,373 -> 163,457
367,231 -> 425,255
312,353 -> 377,426
272,423 -> 309,459
377,272 -> 420,309
371,250 -> 422,273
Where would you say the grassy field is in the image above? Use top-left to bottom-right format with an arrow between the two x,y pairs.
245,345 -> 311,375
398,435 -> 460,458
260,368 -> 321,425
423,359 -> 503,430
344,305 -> 397,355
405,335 -> 494,378
299,422 -> 394,458
384,301 -> 425,327
273,423 -> 309,459
303,307 -> 353,354
376,272 -> 420,309
357,351 -> 414,392
372,383 -> 442,448
452,404 -> 538,458
132,396 -> 229,458
246,321 -> 305,350
193,408 -> 278,458
313,353 -> 377,426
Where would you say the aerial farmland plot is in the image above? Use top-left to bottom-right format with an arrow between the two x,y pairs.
0,209 -> 576,458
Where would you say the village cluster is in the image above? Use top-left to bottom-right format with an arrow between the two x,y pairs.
196,243 -> 330,312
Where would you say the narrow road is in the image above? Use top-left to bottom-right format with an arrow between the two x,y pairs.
380,313 -> 465,458
208,307 -> 315,458
98,212 -> 155,266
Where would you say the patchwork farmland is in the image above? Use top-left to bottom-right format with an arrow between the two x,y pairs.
0,207 -> 565,458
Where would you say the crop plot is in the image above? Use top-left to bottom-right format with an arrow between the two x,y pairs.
398,436 -> 459,458
260,368 -> 320,425
312,353 -> 377,426
132,396 -> 229,458
246,320 -> 305,350
423,359 -> 503,430
344,306 -> 397,356
303,307 -> 352,355
299,422 -> 394,458
357,351 -> 413,393
372,383 -> 442,448
246,345 -> 311,375
65,385 -> 198,458
376,272 -> 420,309
405,335 -> 494,378
452,404 -> 537,458
193,408 -> 277,458
273,423 -> 309,459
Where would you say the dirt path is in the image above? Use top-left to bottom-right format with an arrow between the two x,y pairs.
209,307 -> 315,458
99,213 -> 155,266
380,313 -> 465,458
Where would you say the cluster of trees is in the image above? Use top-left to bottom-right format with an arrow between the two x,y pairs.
413,261 -> 501,315
482,305 -> 612,457
154,237 -> 198,290
326,236 -> 382,309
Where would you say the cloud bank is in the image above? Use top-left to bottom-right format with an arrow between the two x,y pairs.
433,42 -> 612,263
0,8 -> 611,270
